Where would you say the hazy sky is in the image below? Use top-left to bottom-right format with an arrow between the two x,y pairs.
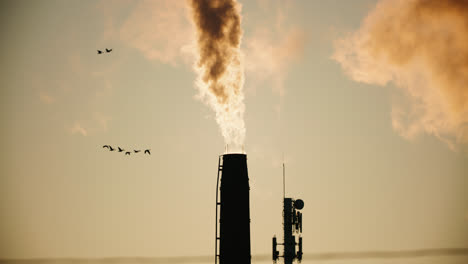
1,0 -> 467,263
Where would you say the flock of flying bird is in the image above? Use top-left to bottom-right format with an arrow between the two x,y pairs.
103,145 -> 151,156
98,48 -> 149,157
99,48 -> 149,156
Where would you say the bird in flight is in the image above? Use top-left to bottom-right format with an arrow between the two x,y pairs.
109,146 -> 115,151
106,48 -> 112,53
134,150 -> 141,153
97,50 -> 103,54
125,151 -> 131,155
103,145 -> 110,149
144,149 -> 151,155
118,147 -> 125,152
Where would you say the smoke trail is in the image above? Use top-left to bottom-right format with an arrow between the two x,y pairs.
189,0 -> 245,152
333,0 -> 468,150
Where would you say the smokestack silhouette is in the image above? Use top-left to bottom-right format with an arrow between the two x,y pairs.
333,0 -> 468,149
215,154 -> 251,264
189,0 -> 246,152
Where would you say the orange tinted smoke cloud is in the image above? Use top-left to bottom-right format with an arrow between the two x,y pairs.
333,0 -> 468,149
189,0 -> 245,152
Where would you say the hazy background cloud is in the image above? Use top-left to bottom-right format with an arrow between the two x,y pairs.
245,27 -> 305,96
39,92 -> 55,104
120,0 -> 194,66
244,1 -> 306,98
70,122 -> 88,137
333,0 -> 468,151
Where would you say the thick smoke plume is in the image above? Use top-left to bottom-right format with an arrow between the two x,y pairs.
333,0 -> 468,150
189,0 -> 245,152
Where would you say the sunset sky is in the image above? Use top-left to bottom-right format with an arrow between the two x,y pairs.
1,1 -> 467,264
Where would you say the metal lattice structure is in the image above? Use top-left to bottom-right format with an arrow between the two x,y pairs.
273,164 -> 304,264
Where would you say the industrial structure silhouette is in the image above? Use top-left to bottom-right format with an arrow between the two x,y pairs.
215,154 -> 251,264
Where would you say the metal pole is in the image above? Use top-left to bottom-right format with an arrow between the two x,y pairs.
283,163 -> 285,199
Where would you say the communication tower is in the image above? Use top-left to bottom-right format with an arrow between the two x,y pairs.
272,164 -> 304,264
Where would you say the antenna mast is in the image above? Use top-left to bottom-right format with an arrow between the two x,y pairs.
283,163 -> 285,199
272,161 -> 305,264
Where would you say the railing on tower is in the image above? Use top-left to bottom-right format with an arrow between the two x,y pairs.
215,155 -> 223,264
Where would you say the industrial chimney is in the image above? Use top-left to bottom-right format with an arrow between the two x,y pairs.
215,153 -> 251,264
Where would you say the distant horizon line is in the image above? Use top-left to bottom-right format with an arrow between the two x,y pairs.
2,247 -> 468,262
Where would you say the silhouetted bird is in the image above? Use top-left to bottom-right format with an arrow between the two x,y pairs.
134,150 -> 141,153
103,145 -> 110,149
97,50 -> 103,54
118,147 -> 124,152
125,152 -> 131,155
106,48 -> 112,53
109,146 -> 115,151
144,149 -> 151,155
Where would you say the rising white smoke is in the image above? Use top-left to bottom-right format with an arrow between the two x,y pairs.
189,0 -> 246,152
